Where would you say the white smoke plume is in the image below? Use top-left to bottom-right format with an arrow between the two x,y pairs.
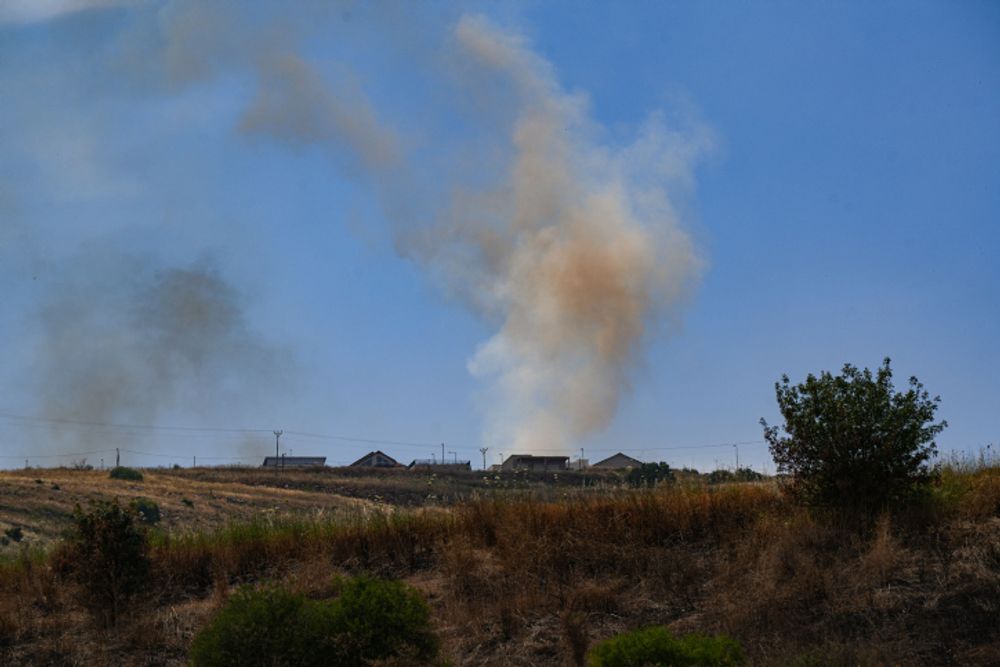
443,16 -> 709,452
150,7 -> 712,455
4,4 -> 712,458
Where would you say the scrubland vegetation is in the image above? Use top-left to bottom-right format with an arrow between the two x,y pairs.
0,462 -> 997,665
1,362 -> 996,665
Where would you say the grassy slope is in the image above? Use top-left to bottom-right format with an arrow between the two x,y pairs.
0,468 -> 373,552
1,466 -> 998,666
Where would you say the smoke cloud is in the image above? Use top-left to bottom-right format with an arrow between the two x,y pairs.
448,16 -> 707,452
3,3 -> 711,459
236,11 -> 709,453
28,255 -> 286,451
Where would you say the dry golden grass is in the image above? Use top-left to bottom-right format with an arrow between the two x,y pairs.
0,465 -> 997,665
0,467 -> 373,553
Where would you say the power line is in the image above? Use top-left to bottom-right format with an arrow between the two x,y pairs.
0,408 -> 770,464
282,430 -> 437,449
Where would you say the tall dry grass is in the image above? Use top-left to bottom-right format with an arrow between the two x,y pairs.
1,466 -> 998,665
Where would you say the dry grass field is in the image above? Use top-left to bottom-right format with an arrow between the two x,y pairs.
0,467 -> 376,552
0,464 -> 998,665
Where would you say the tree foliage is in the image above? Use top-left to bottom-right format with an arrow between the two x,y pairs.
761,358 -> 946,514
626,462 -> 675,488
66,499 -> 150,626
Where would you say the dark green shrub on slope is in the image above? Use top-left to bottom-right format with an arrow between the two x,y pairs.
109,466 -> 143,482
761,358 -> 946,515
132,497 -> 161,524
66,499 -> 150,626
190,576 -> 440,667
588,626 -> 744,667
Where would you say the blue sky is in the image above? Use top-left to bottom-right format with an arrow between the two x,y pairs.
0,1 -> 997,471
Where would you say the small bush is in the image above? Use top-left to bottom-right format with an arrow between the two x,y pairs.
132,498 -> 161,525
331,574 -> 440,664
708,470 -> 735,485
588,626 -> 744,667
190,576 -> 440,667
65,499 -> 150,626
4,526 -> 23,543
708,468 -> 764,485
109,466 -> 143,482
627,463 -> 675,488
182,498 -> 194,508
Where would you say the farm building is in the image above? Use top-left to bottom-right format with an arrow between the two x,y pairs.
500,454 -> 569,472
350,451 -> 401,468
591,452 -> 643,469
261,456 -> 326,468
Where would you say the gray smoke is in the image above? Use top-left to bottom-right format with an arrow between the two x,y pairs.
6,3 -> 711,458
28,254 -> 286,451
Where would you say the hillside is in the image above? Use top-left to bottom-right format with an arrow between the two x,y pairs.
1,465 -> 998,665
0,468 -> 372,552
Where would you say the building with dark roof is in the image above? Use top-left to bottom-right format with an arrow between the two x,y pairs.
261,456 -> 326,468
350,450 -> 401,468
500,454 -> 569,472
591,452 -> 644,469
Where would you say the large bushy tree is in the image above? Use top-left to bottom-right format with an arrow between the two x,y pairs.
761,358 -> 946,514
66,499 -> 150,626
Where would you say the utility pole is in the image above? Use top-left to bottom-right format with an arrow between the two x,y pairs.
441,442 -> 445,464
479,447 -> 489,470
580,447 -> 585,471
733,443 -> 739,471
273,430 -> 283,460
116,447 -> 120,467
448,450 -> 457,464
193,455 -> 196,468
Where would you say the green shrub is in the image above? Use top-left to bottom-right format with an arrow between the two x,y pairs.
3,526 -> 23,543
109,466 -> 143,482
132,498 -> 161,524
707,470 -> 735,485
708,468 -> 764,485
190,576 -> 440,667
190,587 -> 325,666
627,463 -> 675,488
761,358 -> 946,515
588,626 -> 744,667
65,499 -> 150,626
330,574 -> 440,664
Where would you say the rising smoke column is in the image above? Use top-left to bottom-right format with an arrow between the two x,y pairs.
444,16 -> 708,453
235,11 -> 711,455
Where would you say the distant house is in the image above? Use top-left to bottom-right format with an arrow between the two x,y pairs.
350,450 -> 401,468
591,452 -> 643,469
500,454 -> 569,472
261,456 -> 326,468
408,459 -> 471,471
